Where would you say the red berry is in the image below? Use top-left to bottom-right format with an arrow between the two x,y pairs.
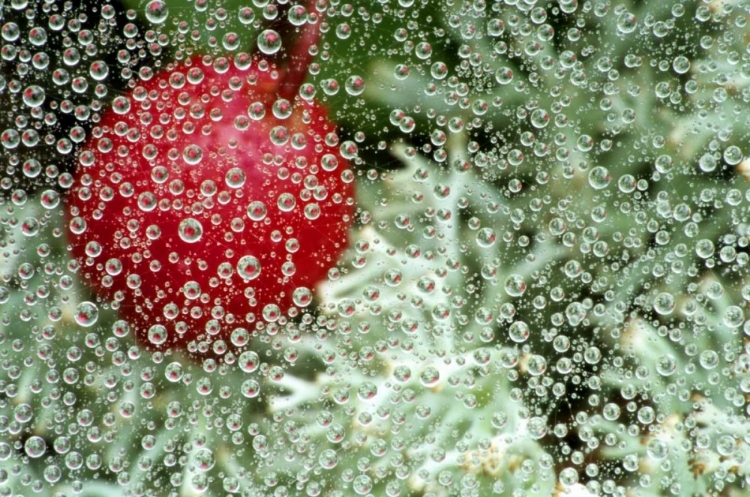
67,54 -> 354,353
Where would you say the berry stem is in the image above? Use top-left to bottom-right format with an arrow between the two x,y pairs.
278,0 -> 326,102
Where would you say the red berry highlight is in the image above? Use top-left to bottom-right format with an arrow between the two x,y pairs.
67,54 -> 354,352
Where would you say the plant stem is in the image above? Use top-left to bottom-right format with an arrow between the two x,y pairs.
278,0 -> 326,102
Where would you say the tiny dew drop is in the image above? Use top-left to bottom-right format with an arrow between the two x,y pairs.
237,255 -> 261,280
698,153 -> 718,173
504,274 -> 527,297
476,227 -> 496,248
345,75 -> 366,96
182,144 -> 203,165
238,350 -> 260,373
144,0 -> 169,24
247,201 -> 268,221
24,436 -> 46,458
22,85 -> 45,107
178,218 -> 203,243
292,287 -> 313,307
257,29 -> 282,55
419,366 -> 440,387
74,302 -> 99,327
225,167 -> 246,188
723,145 -> 743,166
148,325 -> 168,345
588,166 -> 611,189
509,321 -> 530,343
617,12 -> 637,33
653,292 -> 675,315
277,192 -> 296,212
272,98 -> 293,119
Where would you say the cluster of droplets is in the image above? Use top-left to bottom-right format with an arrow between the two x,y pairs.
4,0 -> 750,495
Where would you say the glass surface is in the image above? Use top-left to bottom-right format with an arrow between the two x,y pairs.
1,0 -> 750,496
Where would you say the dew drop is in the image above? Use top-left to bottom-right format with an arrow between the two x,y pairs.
147,324 -> 168,345
22,85 -> 45,107
178,218 -> 203,243
653,292 -> 675,315
292,287 -> 313,307
247,201 -> 268,221
257,29 -> 282,55
74,302 -> 99,327
237,255 -> 261,280
345,75 -> 366,96
24,436 -> 46,458
588,166 -> 611,189
182,144 -> 203,165
504,274 -> 527,297
238,351 -> 260,373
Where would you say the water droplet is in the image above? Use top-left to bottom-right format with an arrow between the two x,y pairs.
495,67 -> 514,85
24,436 -> 46,458
237,255 -> 261,280
699,350 -> 719,369
238,351 -> 260,373
178,218 -> 203,243
22,85 -> 45,107
287,5 -> 307,26
698,153 -> 717,172
671,56 -> 690,75
723,305 -> 744,328
238,7 -> 256,25
530,108 -> 549,128
1,129 -> 20,149
225,167 -> 246,188
74,302 -> 99,327
419,366 -> 440,387
144,0 -> 169,24
616,12 -> 637,33
89,60 -> 109,81
559,467 -> 579,487
293,287 -> 313,307
145,325 -> 167,345
588,166 -> 611,189
504,274 -> 527,297
345,75 -> 366,96
508,321 -> 529,343
431,62 -> 448,80
335,23 -> 351,40
653,292 -> 675,315
271,98 -> 292,120
476,227 -> 496,247
277,192 -> 296,212
182,144 -> 203,165
655,354 -> 677,376
257,29 -> 282,55
165,362 -> 184,382
724,145 -> 743,166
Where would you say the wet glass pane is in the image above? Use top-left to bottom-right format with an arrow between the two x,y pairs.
1,0 -> 750,496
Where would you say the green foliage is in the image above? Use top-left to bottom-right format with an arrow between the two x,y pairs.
3,0 -> 750,496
